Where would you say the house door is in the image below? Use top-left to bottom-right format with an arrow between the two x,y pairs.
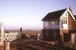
63,33 -> 71,42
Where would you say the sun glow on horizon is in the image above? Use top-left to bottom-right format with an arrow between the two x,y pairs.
0,16 -> 43,30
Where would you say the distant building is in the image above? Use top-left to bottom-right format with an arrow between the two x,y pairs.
42,7 -> 76,43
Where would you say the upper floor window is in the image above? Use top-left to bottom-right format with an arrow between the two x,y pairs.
60,20 -> 67,28
55,20 -> 59,25
51,21 -> 55,25
61,20 -> 67,24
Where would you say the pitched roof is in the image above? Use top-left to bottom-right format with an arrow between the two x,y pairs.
42,9 -> 67,21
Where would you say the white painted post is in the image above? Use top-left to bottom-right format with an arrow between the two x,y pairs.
6,42 -> 10,50
37,33 -> 40,40
0,23 -> 4,46
71,33 -> 75,44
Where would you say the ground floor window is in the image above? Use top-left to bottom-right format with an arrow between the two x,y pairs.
43,30 -> 60,41
63,33 -> 71,42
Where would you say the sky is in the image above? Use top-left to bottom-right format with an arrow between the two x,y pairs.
0,0 -> 76,30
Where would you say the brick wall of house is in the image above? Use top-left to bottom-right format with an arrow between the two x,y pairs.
73,21 -> 76,29
0,46 -> 4,50
10,47 -> 16,50
68,12 -> 75,30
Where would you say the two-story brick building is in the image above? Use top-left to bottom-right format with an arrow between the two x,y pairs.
42,7 -> 76,43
